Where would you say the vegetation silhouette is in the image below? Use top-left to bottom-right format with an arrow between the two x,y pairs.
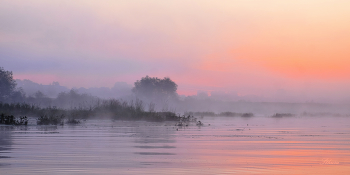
37,115 -> 64,125
185,111 -> 255,117
271,113 -> 295,118
132,76 -> 178,103
0,113 -> 28,125
0,67 -> 25,102
0,68 -> 183,125
0,99 -> 181,125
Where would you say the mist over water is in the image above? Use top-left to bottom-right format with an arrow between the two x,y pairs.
2,0 -> 350,174
12,78 -> 350,116
2,67 -> 350,175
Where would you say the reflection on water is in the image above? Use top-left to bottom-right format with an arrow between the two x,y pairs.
0,127 -> 12,160
0,116 -> 350,174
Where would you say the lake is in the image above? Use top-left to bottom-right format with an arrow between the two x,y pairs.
1,115 -> 350,174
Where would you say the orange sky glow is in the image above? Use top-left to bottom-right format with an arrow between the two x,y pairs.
1,0 -> 350,102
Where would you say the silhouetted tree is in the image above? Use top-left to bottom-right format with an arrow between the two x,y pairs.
132,76 -> 178,102
35,91 -> 46,99
24,91 -> 52,106
0,67 -> 17,101
9,89 -> 26,103
54,89 -> 98,108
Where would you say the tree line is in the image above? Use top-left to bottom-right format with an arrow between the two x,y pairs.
0,67 -> 178,109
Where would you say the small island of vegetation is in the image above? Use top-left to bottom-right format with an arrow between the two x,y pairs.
0,67 -> 188,125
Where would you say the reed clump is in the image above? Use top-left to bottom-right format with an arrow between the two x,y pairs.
66,118 -> 81,124
271,113 -> 295,118
185,111 -> 255,118
174,115 -> 197,127
241,113 -> 254,117
0,99 -> 179,123
0,113 -> 28,125
37,114 -> 65,125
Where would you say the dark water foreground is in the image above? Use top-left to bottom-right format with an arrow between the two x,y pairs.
1,116 -> 350,174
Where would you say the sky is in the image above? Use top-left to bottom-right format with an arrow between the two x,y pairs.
1,0 -> 350,103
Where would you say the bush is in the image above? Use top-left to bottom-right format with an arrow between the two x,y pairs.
66,118 -> 80,124
37,115 -> 64,125
0,113 -> 28,125
241,113 -> 254,117
271,113 -> 295,118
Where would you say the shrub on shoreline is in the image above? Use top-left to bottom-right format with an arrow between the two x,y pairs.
37,115 -> 64,125
0,113 -> 28,125
271,113 -> 295,118
66,118 -> 81,124
0,99 -> 180,124
185,111 -> 255,118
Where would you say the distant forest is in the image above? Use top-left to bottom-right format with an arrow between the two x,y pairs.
16,79 -> 133,99
1,67 -> 179,111
1,67 -> 350,115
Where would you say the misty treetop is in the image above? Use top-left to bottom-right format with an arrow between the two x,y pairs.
0,67 -> 16,98
0,67 -> 24,102
132,76 -> 178,102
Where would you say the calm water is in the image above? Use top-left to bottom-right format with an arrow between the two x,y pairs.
1,116 -> 350,174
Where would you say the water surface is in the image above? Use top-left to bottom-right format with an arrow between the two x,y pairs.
1,116 -> 350,174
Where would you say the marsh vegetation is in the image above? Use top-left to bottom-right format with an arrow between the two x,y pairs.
0,113 -> 28,125
185,111 -> 255,117
1,67 -> 350,128
0,99 -> 180,126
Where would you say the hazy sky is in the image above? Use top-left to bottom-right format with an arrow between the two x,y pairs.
1,0 -> 350,102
